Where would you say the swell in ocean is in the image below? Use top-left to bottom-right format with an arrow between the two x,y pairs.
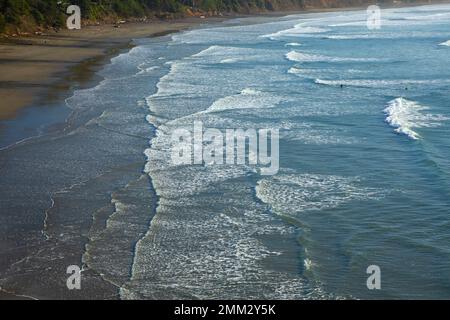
120,37 -> 334,299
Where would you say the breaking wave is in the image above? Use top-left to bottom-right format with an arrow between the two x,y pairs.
286,51 -> 379,63
384,97 -> 449,140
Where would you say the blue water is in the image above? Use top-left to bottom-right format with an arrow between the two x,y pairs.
116,4 -> 450,299
3,4 -> 450,300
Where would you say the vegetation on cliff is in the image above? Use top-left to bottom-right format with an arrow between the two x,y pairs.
0,0 -> 430,34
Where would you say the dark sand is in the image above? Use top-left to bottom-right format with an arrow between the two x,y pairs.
0,17 -> 230,121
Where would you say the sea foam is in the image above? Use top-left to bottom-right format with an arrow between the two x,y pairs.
384,98 -> 449,140
286,51 -> 379,63
262,24 -> 330,40
285,42 -> 302,47
256,173 -> 382,217
206,88 -> 284,113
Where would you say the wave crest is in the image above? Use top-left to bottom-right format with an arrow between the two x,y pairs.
262,24 -> 330,40
384,98 -> 449,140
286,50 -> 379,63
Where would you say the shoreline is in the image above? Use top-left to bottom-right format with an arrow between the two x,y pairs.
0,16 -> 235,121
1,1 -> 448,148
1,1 -> 446,121
0,16 -> 231,149
0,1 -> 449,300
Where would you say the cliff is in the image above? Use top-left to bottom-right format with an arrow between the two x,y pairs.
0,0 -> 443,35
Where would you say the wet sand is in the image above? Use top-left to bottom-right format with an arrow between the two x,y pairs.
0,17 -> 228,121
0,17 -> 230,300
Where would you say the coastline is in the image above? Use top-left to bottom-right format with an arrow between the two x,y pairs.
1,1 -> 447,146
1,2 -> 449,300
0,16 -> 238,152
0,16 -> 233,121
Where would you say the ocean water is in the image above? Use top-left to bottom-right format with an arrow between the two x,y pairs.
2,4 -> 450,300
124,4 -> 450,299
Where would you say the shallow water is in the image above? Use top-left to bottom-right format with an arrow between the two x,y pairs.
1,4 -> 450,299
132,4 -> 450,299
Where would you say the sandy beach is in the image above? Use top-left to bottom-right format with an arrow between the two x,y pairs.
0,16 -> 231,121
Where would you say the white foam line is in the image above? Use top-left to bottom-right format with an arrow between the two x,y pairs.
384,97 -> 449,140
